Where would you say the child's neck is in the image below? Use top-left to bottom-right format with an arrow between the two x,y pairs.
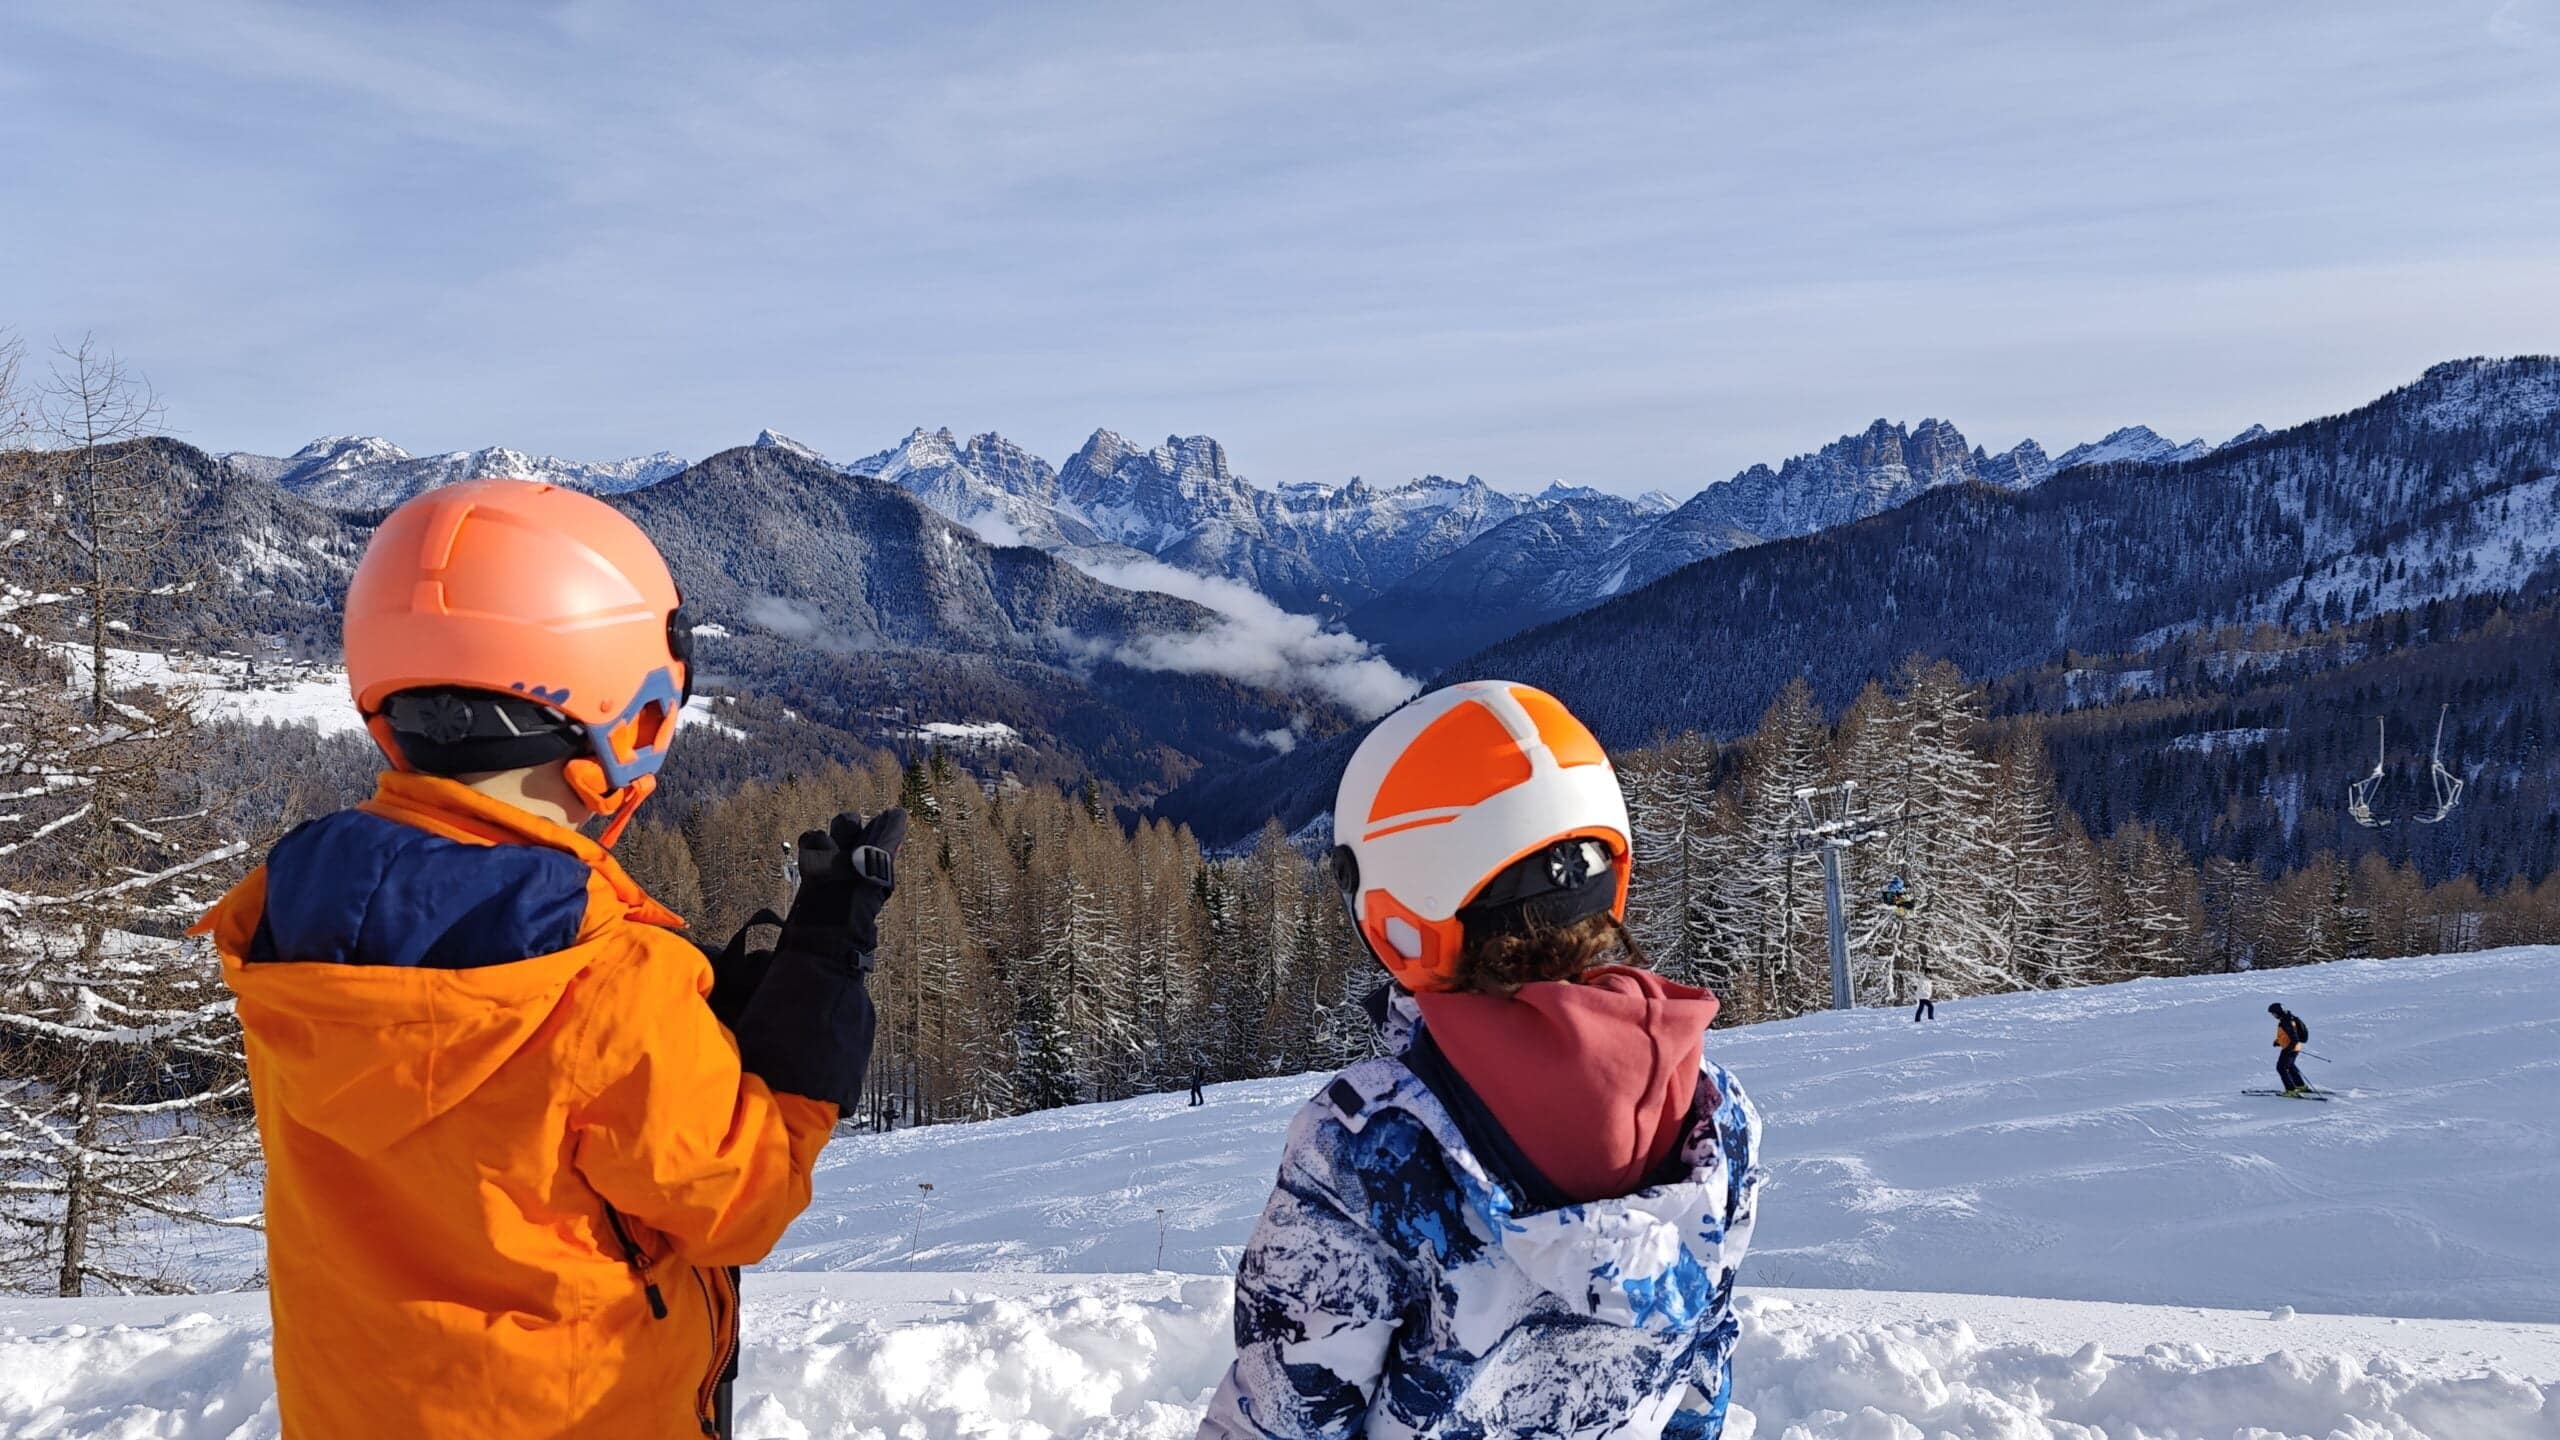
454,765 -> 592,832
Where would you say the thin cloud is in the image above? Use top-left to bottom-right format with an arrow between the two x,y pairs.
1067,557 -> 1419,719
5,3 -> 2555,489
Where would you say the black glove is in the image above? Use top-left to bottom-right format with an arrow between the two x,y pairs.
730,809 -> 905,1112
702,909 -> 785,1031
779,809 -> 907,969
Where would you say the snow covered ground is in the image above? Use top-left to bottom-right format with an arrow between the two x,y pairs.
774,948 -> 2560,1324
8,950 -> 2555,1436
6,1276 -> 2553,1438
57,644 -> 364,736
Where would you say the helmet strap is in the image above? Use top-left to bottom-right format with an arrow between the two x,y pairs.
565,759 -> 656,848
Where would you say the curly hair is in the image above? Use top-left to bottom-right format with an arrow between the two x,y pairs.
1455,913 -> 1653,993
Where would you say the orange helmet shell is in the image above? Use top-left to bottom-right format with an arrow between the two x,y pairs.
345,479 -> 689,792
1332,680 -> 1631,992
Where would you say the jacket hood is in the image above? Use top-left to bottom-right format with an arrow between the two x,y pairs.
201,773 -> 678,1156
1416,966 -> 1717,1204
222,940 -> 598,1155
1349,987 -> 1760,1334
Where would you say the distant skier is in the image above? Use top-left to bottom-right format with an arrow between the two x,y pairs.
1201,682 -> 1762,1440
1912,968 -> 1935,1023
1883,874 -> 1913,910
1190,1062 -> 1206,1107
2268,1002 -> 2312,1096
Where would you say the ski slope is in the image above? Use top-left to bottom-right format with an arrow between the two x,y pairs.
4,950 -> 2555,1437
777,947 -> 2560,1323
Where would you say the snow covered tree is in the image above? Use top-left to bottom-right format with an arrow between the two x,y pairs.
0,344 -> 256,1294
1724,679 -> 1833,1021
1622,732 -> 1731,990
1981,724 -> 2101,989
2101,822 -> 2200,981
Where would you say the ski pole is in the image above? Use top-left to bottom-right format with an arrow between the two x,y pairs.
2305,1051 -> 2332,1064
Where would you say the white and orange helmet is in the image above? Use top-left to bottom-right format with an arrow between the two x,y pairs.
1330,680 -> 1631,993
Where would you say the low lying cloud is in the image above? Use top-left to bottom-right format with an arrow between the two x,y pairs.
1244,719 -> 1307,753
1066,557 -> 1419,719
961,509 -> 1027,548
746,594 -> 869,656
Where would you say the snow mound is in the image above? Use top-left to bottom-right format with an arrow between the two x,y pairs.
5,1279 -> 2553,1440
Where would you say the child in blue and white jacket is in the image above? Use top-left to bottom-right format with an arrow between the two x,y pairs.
1200,681 -> 1763,1440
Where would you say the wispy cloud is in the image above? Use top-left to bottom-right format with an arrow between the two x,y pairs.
1065,557 -> 1418,719
4,2 -> 2555,490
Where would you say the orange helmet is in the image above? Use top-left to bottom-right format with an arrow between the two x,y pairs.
344,479 -> 692,845
1329,681 -> 1631,993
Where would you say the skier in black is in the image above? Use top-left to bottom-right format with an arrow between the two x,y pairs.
1189,1062 -> 1206,1107
2268,1002 -> 2311,1096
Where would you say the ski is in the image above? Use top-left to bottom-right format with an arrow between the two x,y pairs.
2240,1088 -> 2334,1101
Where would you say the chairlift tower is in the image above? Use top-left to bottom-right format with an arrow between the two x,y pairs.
1789,782 -> 1894,1011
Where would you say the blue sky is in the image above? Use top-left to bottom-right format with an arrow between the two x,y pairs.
4,1 -> 2556,494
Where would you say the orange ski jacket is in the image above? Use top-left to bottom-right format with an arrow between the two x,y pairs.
201,773 -> 837,1439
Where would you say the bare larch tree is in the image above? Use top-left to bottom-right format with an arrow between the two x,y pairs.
0,336 -> 257,1295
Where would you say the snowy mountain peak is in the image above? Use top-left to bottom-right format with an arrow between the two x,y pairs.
1636,489 -> 1681,515
2052,425 -> 2211,471
1976,439 -> 2056,489
753,429 -> 828,462
227,436 -> 690,509
851,426 -> 1079,548
289,434 -> 411,467
2221,423 -> 2271,449
1536,481 -> 1612,504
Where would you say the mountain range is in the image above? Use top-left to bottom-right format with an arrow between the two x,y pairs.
1153,357 -> 2560,844
108,440 -> 1357,798
186,358 -> 2560,845
226,414 -> 2252,674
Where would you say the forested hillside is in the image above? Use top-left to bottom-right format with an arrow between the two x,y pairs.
1455,358 -> 2560,748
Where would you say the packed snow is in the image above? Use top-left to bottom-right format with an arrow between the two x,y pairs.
10,950 -> 2555,1436
56,646 -> 363,737
7,1276 -> 2553,1437
912,720 -> 1023,748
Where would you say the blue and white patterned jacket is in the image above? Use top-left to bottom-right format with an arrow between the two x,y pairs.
1200,991 -> 1763,1440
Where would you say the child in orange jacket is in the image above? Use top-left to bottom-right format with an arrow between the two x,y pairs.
198,479 -> 894,1439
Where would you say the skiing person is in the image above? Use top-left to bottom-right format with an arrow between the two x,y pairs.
1883,873 -> 1910,909
197,480 -> 900,1440
1912,967 -> 1935,1023
1200,681 -> 1762,1440
2269,1002 -> 2312,1096
1191,1059 -> 1207,1107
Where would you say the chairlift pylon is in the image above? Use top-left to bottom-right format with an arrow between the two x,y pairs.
2346,704 -> 2463,829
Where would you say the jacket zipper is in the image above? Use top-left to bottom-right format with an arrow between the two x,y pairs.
601,1202 -> 669,1320
692,1265 -> 740,1436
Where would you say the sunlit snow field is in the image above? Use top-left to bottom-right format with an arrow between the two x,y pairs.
5,949 -> 2556,1437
